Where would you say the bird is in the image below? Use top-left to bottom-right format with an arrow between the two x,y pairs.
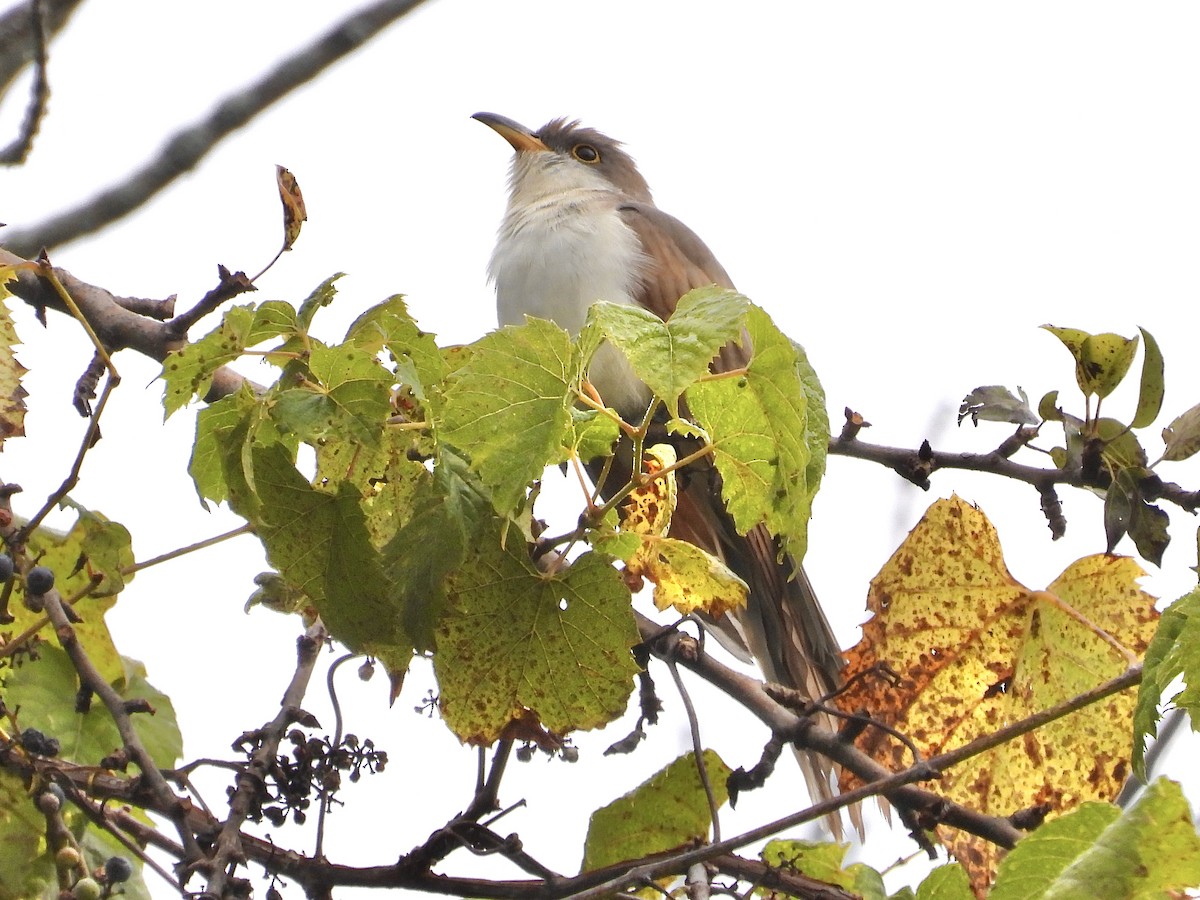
473,112 -> 847,821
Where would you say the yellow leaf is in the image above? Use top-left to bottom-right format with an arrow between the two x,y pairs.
835,496 -> 1159,893
618,444 -> 677,538
613,445 -> 749,617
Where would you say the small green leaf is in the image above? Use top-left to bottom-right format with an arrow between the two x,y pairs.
161,302 -> 297,416
438,319 -> 575,515
567,406 -> 621,463
994,779 -> 1200,899
915,864 -> 974,900
1039,389 -> 1064,423
346,294 -> 447,405
1042,326 -> 1140,400
763,840 -> 889,898
1103,475 -> 1134,553
585,286 -> 750,413
1132,327 -> 1165,428
1134,589 -> 1200,776
582,750 -> 731,872
270,344 -> 392,446
1081,332 -> 1139,399
1128,497 -> 1170,567
190,384 -> 296,508
1162,402 -> 1200,462
297,273 -> 343,331
435,547 -> 638,744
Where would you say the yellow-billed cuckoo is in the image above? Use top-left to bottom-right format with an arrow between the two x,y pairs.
474,112 -> 846,814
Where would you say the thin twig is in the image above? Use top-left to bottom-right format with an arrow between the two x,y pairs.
315,651 -> 359,859
666,656 -> 721,843
120,523 -> 255,575
16,372 -> 115,542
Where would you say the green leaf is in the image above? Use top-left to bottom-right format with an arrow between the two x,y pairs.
959,385 -> 1038,427
762,839 -> 888,899
1132,327 -> 1165,429
1128,496 -> 1170,567
567,406 -> 621,464
438,319 -> 575,515
345,294 -> 447,405
582,750 -> 731,872
993,780 -> 1200,900
382,448 -> 493,651
1039,389 -> 1064,423
16,506 -> 134,686
297,273 -> 343,331
190,384 -> 256,506
249,445 -> 414,678
315,429 -> 427,549
1162,402 -> 1200,462
270,344 -> 392,446
1082,332 -> 1139,399
584,286 -> 750,414
1134,589 -> 1200,776
915,864 -> 974,900
685,306 -> 822,559
161,302 -> 297,416
190,384 -> 296,509
1042,326 -> 1139,400
435,547 -> 638,744
4,647 -> 181,768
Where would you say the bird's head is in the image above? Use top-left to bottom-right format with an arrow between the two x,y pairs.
472,112 -> 654,205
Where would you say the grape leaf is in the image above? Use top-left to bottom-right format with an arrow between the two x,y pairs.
435,547 -> 638,744
582,750 -> 731,873
835,496 -> 1159,893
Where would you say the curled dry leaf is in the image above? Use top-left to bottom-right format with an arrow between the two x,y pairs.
275,164 -> 307,251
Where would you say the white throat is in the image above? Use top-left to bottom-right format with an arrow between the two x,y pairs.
488,153 -> 651,414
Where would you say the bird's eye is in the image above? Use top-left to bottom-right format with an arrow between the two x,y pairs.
572,143 -> 600,163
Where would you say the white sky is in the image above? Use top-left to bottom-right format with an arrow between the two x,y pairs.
4,1 -> 1200,895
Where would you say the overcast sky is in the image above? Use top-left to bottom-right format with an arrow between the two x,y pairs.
4,2 -> 1200,895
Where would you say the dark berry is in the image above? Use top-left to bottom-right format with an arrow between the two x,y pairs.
26,565 -> 55,595
104,855 -> 133,883
0,554 -> 13,581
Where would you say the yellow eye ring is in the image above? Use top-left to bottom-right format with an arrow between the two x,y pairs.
572,143 -> 600,163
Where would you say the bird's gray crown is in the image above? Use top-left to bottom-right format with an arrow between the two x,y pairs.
534,118 -> 655,204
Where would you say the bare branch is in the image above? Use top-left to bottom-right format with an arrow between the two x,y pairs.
0,0 -> 49,166
2,0 -> 431,256
0,0 -> 82,96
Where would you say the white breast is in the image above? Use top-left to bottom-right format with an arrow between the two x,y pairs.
488,160 -> 651,414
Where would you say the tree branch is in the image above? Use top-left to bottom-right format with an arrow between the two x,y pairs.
2,0 -> 431,256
